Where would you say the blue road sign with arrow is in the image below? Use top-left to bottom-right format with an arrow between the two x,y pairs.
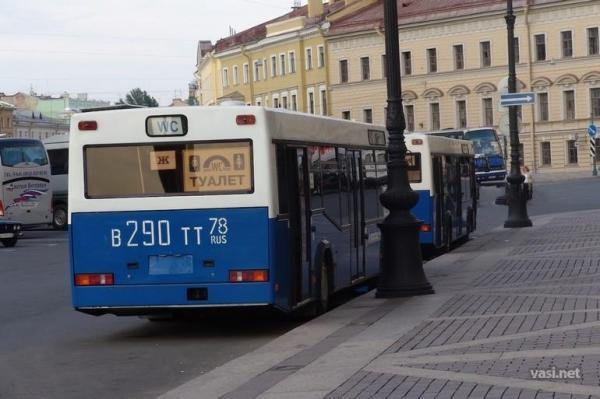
589,124 -> 597,137
500,92 -> 535,107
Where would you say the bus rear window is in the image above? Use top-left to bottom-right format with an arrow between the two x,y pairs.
406,153 -> 421,183
0,143 -> 48,167
84,140 -> 253,198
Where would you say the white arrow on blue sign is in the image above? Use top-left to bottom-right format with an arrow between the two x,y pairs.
500,92 -> 536,107
589,124 -> 597,137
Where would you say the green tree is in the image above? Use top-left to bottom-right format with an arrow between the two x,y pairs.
117,88 -> 159,107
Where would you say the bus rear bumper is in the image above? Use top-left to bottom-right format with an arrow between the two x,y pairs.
73,282 -> 273,316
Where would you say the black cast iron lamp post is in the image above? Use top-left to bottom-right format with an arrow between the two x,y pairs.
504,0 -> 532,228
376,0 -> 434,298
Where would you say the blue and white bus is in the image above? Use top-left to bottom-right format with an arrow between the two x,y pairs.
427,128 -> 506,186
69,107 -> 476,316
404,134 -> 477,253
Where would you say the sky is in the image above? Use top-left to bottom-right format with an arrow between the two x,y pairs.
0,0 -> 297,106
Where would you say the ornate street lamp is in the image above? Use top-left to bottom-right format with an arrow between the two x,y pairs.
376,0 -> 434,298
504,0 -> 532,228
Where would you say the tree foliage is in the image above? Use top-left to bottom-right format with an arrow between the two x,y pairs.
117,88 -> 159,107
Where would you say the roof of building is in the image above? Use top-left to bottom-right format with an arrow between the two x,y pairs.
214,2 -> 345,53
327,0 -> 561,36
0,101 -> 15,109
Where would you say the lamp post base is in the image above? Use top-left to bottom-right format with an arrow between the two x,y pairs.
375,220 -> 434,298
504,219 -> 532,228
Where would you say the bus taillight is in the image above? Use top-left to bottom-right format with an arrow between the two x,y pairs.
0,200 -> 4,216
420,224 -> 431,232
236,115 -> 256,125
75,273 -> 114,286
78,121 -> 98,131
229,270 -> 268,283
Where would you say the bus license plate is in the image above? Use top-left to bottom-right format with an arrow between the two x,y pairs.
148,255 -> 193,275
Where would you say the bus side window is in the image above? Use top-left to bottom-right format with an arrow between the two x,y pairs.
48,148 -> 68,175
321,147 -> 342,227
276,145 -> 289,215
308,146 -> 323,211
338,148 -> 350,226
362,150 -> 379,220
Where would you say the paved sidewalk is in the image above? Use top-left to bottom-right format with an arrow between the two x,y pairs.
159,209 -> 600,399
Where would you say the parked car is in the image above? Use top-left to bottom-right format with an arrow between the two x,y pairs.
0,221 -> 22,247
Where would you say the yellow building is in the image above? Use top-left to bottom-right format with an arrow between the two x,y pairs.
326,0 -> 600,172
196,0 -> 378,114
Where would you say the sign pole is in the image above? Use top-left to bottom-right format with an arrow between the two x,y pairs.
589,121 -> 598,176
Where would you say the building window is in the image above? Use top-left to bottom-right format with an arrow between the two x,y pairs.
289,52 -> 296,73
541,141 -> 552,165
430,103 -> 440,130
280,54 -> 286,76
363,108 -> 373,124
381,54 -> 387,78
306,48 -> 313,70
592,88 -> 600,118
291,94 -> 297,111
483,98 -> 493,126
535,34 -> 546,61
308,91 -> 315,114
361,57 -> 370,80
243,63 -> 249,84
567,140 -> 578,164
538,92 -> 549,121
453,44 -> 464,70
564,90 -> 575,120
480,41 -> 491,67
561,31 -> 573,58
342,111 -> 351,120
273,97 -> 279,108
317,45 -> 325,68
402,51 -> 412,75
320,88 -> 327,115
233,65 -> 239,85
405,105 -> 415,131
588,27 -> 599,55
254,61 -> 260,81
514,37 -> 520,63
427,48 -> 437,73
222,68 -> 229,87
271,56 -> 277,77
282,96 -> 288,109
263,59 -> 267,81
339,60 -> 348,83
457,100 -> 467,128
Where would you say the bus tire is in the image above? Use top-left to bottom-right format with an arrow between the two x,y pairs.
52,204 -> 68,230
314,243 -> 334,316
1,237 -> 17,248
466,207 -> 474,235
316,264 -> 330,315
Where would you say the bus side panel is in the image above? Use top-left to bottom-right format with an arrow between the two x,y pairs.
412,190 -> 434,245
71,207 -> 273,309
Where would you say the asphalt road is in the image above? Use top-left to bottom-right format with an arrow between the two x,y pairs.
0,231 -> 300,399
1,176 -> 600,399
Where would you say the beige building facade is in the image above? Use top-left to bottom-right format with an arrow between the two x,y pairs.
327,0 -> 600,172
195,0 -> 378,115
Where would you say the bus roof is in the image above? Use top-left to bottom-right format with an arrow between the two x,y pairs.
70,106 -> 387,149
406,132 -> 473,156
42,134 -> 69,145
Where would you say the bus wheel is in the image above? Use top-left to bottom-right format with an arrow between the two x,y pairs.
53,205 -> 68,230
466,207 -> 474,236
1,237 -> 17,248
